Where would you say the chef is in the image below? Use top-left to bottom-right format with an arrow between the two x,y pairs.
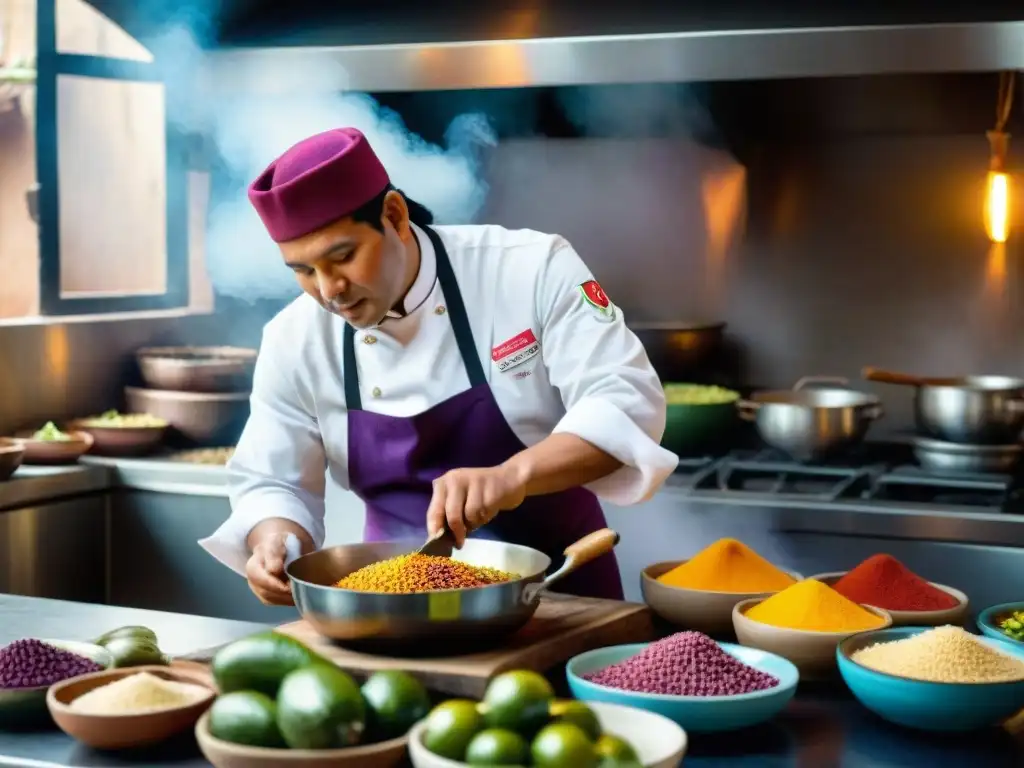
199,127 -> 678,605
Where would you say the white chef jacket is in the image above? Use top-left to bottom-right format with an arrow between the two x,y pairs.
199,223 -> 678,575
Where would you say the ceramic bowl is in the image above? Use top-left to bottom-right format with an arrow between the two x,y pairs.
196,710 -> 409,768
812,571 -> 969,627
732,598 -> 891,677
566,641 -> 798,733
408,700 -> 686,768
48,665 -> 215,749
641,561 -> 802,635
0,437 -> 25,481
977,601 -> 1024,649
837,626 -> 1024,731
12,430 -> 94,465
68,418 -> 168,457
661,397 -> 739,455
0,639 -> 113,726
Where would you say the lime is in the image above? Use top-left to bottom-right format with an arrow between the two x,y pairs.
482,670 -> 556,734
212,631 -> 324,698
207,691 -> 285,748
276,665 -> 366,749
531,722 -> 598,768
595,733 -> 640,762
422,699 -> 484,761
360,670 -> 431,741
465,728 -> 530,765
549,700 -> 601,741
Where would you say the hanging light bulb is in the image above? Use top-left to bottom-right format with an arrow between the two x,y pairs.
985,130 -> 1011,244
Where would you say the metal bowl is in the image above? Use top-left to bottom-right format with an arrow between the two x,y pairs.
914,376 -> 1024,445
738,377 -> 884,461
136,346 -> 257,393
286,529 -> 619,654
0,438 -> 25,481
912,437 -> 1021,474
125,387 -> 250,447
630,322 -> 726,379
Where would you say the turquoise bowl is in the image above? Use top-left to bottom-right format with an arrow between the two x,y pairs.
566,641 -> 799,733
837,626 -> 1024,732
977,602 -> 1024,649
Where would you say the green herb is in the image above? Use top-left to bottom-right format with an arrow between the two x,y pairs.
998,610 -> 1024,641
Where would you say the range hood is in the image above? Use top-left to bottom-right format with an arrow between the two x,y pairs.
94,2 -> 1024,92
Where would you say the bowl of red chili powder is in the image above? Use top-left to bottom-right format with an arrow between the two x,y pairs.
0,638 -> 113,725
811,554 -> 968,627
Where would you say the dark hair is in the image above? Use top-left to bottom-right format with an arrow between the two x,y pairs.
349,184 -> 434,231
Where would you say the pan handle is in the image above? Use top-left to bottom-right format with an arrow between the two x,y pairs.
522,528 -> 620,603
736,400 -> 759,421
862,367 -> 925,386
793,376 -> 849,390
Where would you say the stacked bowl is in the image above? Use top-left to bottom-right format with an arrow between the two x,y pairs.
125,347 -> 257,448
863,367 -> 1024,474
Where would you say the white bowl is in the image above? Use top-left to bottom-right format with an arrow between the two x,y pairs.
809,571 -> 969,627
408,700 -> 687,768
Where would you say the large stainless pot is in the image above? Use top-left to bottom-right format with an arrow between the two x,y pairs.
863,368 -> 1024,445
286,529 -> 619,654
737,377 -> 884,461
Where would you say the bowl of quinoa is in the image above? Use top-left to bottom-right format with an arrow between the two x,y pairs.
0,638 -> 113,724
837,625 -> 1024,731
566,631 -> 799,733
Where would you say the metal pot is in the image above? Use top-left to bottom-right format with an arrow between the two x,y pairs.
124,387 -> 250,447
737,377 -> 884,461
630,322 -> 726,378
136,346 -> 257,393
863,368 -> 1024,445
912,437 -> 1021,474
286,529 -> 619,654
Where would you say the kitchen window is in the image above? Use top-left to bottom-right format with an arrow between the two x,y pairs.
29,0 -> 198,316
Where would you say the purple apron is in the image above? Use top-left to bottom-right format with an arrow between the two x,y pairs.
342,226 -> 624,600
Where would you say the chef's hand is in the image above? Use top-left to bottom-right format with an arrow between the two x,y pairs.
427,464 -> 527,548
245,531 -> 295,606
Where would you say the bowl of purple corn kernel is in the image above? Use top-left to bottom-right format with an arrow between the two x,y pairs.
566,631 -> 799,733
0,638 -> 113,724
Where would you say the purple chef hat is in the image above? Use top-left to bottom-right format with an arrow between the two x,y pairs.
247,127 -> 391,243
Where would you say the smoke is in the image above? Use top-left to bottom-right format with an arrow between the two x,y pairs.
142,26 -> 496,302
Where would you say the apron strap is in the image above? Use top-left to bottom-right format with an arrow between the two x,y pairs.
342,225 -> 487,412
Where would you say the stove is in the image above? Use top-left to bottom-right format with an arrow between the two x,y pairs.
675,442 -> 1024,514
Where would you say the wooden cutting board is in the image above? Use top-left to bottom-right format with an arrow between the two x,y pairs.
276,594 -> 654,697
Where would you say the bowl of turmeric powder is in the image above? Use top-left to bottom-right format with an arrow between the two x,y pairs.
641,539 -> 802,635
732,579 -> 892,677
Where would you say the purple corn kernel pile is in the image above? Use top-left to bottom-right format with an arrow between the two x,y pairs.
0,639 -> 103,689
584,631 -> 780,696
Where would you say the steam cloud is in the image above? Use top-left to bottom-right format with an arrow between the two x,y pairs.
143,25 -> 496,302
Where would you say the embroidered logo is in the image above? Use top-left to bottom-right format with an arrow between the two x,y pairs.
492,329 -> 540,373
578,279 -> 615,320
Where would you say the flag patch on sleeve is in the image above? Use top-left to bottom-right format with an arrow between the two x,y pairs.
577,280 -> 615,320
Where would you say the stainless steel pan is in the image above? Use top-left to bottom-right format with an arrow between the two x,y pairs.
863,367 -> 1024,445
737,376 -> 884,460
286,529 -> 619,653
912,437 -> 1022,474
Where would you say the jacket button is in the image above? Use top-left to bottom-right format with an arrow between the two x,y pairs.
434,305 -> 447,315
371,387 -> 382,398
363,334 -> 378,345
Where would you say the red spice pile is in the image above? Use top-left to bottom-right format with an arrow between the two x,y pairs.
832,554 -> 958,612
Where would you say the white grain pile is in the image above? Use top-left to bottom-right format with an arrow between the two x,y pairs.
851,625 -> 1024,683
70,672 -> 210,715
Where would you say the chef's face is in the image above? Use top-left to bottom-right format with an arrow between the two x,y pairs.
279,192 -> 415,328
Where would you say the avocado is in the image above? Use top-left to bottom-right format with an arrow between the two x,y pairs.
208,691 -> 286,748
211,631 -> 323,698
276,665 -> 366,749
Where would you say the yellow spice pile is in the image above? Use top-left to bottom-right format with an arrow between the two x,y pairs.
334,553 -> 516,594
852,625 -> 1024,683
71,672 -> 210,715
